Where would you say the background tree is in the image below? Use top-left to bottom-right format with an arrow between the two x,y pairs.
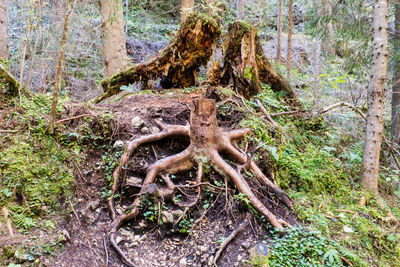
101,0 -> 128,77
180,0 -> 194,22
48,0 -> 74,134
323,0 -> 335,55
362,0 -> 389,193
276,0 -> 283,62
0,0 -> 9,64
287,0 -> 293,79
392,1 -> 400,142
237,0 -> 244,20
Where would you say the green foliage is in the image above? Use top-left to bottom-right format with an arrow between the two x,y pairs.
268,226 -> 348,267
0,94 -> 75,231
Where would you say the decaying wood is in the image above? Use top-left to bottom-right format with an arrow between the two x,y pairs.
215,21 -> 297,102
0,63 -> 31,97
2,206 -> 14,237
107,98 -> 292,266
95,13 -> 221,103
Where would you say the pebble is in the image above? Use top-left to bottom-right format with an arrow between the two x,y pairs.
179,257 -> 187,266
131,116 -> 145,128
141,127 -> 150,134
241,241 -> 251,249
150,126 -> 160,134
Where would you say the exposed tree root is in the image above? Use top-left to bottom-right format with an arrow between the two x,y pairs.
107,98 -> 292,266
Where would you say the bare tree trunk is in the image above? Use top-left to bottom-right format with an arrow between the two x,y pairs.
324,0 -> 335,55
392,2 -> 400,141
362,0 -> 389,193
48,0 -> 74,134
0,0 -> 9,62
101,0 -> 128,78
237,0 -> 244,20
276,0 -> 283,62
180,0 -> 194,22
313,0 -> 322,105
287,0 -> 293,80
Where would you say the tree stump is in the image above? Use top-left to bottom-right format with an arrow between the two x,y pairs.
95,14 -> 221,103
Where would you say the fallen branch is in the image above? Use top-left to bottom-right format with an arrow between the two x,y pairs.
68,198 -> 81,226
56,114 -> 96,125
213,215 -> 250,267
256,99 -> 278,127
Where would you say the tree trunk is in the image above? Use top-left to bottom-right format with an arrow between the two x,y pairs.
101,0 -> 128,78
392,2 -> 400,141
180,0 -> 194,22
0,0 -> 9,61
48,0 -> 74,134
324,0 -> 335,55
276,0 -> 283,62
313,0 -> 322,105
287,0 -> 293,80
216,22 -> 297,102
362,0 -> 388,193
237,0 -> 244,20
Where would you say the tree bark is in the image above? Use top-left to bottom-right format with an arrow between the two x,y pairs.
0,0 -> 9,61
180,0 -> 194,22
324,0 -> 335,55
101,0 -> 128,78
287,0 -> 293,80
392,2 -> 400,141
276,0 -> 283,62
237,0 -> 244,20
362,0 -> 389,193
48,0 -> 74,134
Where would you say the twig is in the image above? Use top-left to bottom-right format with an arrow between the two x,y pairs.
340,256 -> 353,267
256,99 -> 278,127
213,215 -> 250,267
104,237 -> 109,267
270,110 -> 305,117
2,207 -> 14,237
68,198 -> 81,226
56,114 -> 95,125
0,129 -> 19,133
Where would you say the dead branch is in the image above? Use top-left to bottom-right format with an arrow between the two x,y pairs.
256,99 -> 278,127
56,114 -> 96,125
2,207 -> 14,237
68,198 -> 81,226
213,215 -> 250,267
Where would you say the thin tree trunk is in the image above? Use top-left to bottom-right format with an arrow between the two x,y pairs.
180,0 -> 194,22
48,0 -> 74,134
392,2 -> 400,141
324,0 -> 335,55
0,0 -> 9,61
237,0 -> 244,20
276,0 -> 283,62
101,0 -> 128,77
362,0 -> 389,193
313,0 -> 322,105
287,0 -> 293,80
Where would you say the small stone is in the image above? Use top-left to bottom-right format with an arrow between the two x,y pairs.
237,255 -> 243,261
120,228 -> 132,237
162,211 -> 174,224
131,116 -> 145,129
241,241 -> 251,249
87,200 -> 100,211
343,225 -> 354,233
14,246 -> 28,263
179,257 -> 187,266
150,126 -> 160,134
207,256 -> 214,266
116,236 -> 123,244
57,229 -> 70,244
116,208 -> 123,215
200,245 -> 208,253
113,140 -> 124,148
141,127 -> 150,134
126,176 -> 143,186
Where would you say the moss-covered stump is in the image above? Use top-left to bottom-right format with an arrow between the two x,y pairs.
217,22 -> 296,102
95,13 -> 221,103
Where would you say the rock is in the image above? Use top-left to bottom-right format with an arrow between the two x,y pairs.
241,241 -> 251,249
116,236 -> 123,244
14,246 -> 29,263
150,126 -> 160,134
126,176 -> 143,186
343,225 -> 354,233
141,127 -> 150,134
116,208 -> 123,215
179,257 -> 187,266
131,116 -> 145,129
200,245 -> 208,253
113,140 -> 124,148
57,229 -> 70,244
207,255 -> 214,266
120,228 -> 132,237
162,211 -> 174,224
87,199 -> 100,211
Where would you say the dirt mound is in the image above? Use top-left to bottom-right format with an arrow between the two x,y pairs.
53,93 -> 299,266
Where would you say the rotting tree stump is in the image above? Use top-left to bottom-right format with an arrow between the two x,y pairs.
108,97 -> 292,266
94,13 -> 221,103
209,22 -> 296,102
